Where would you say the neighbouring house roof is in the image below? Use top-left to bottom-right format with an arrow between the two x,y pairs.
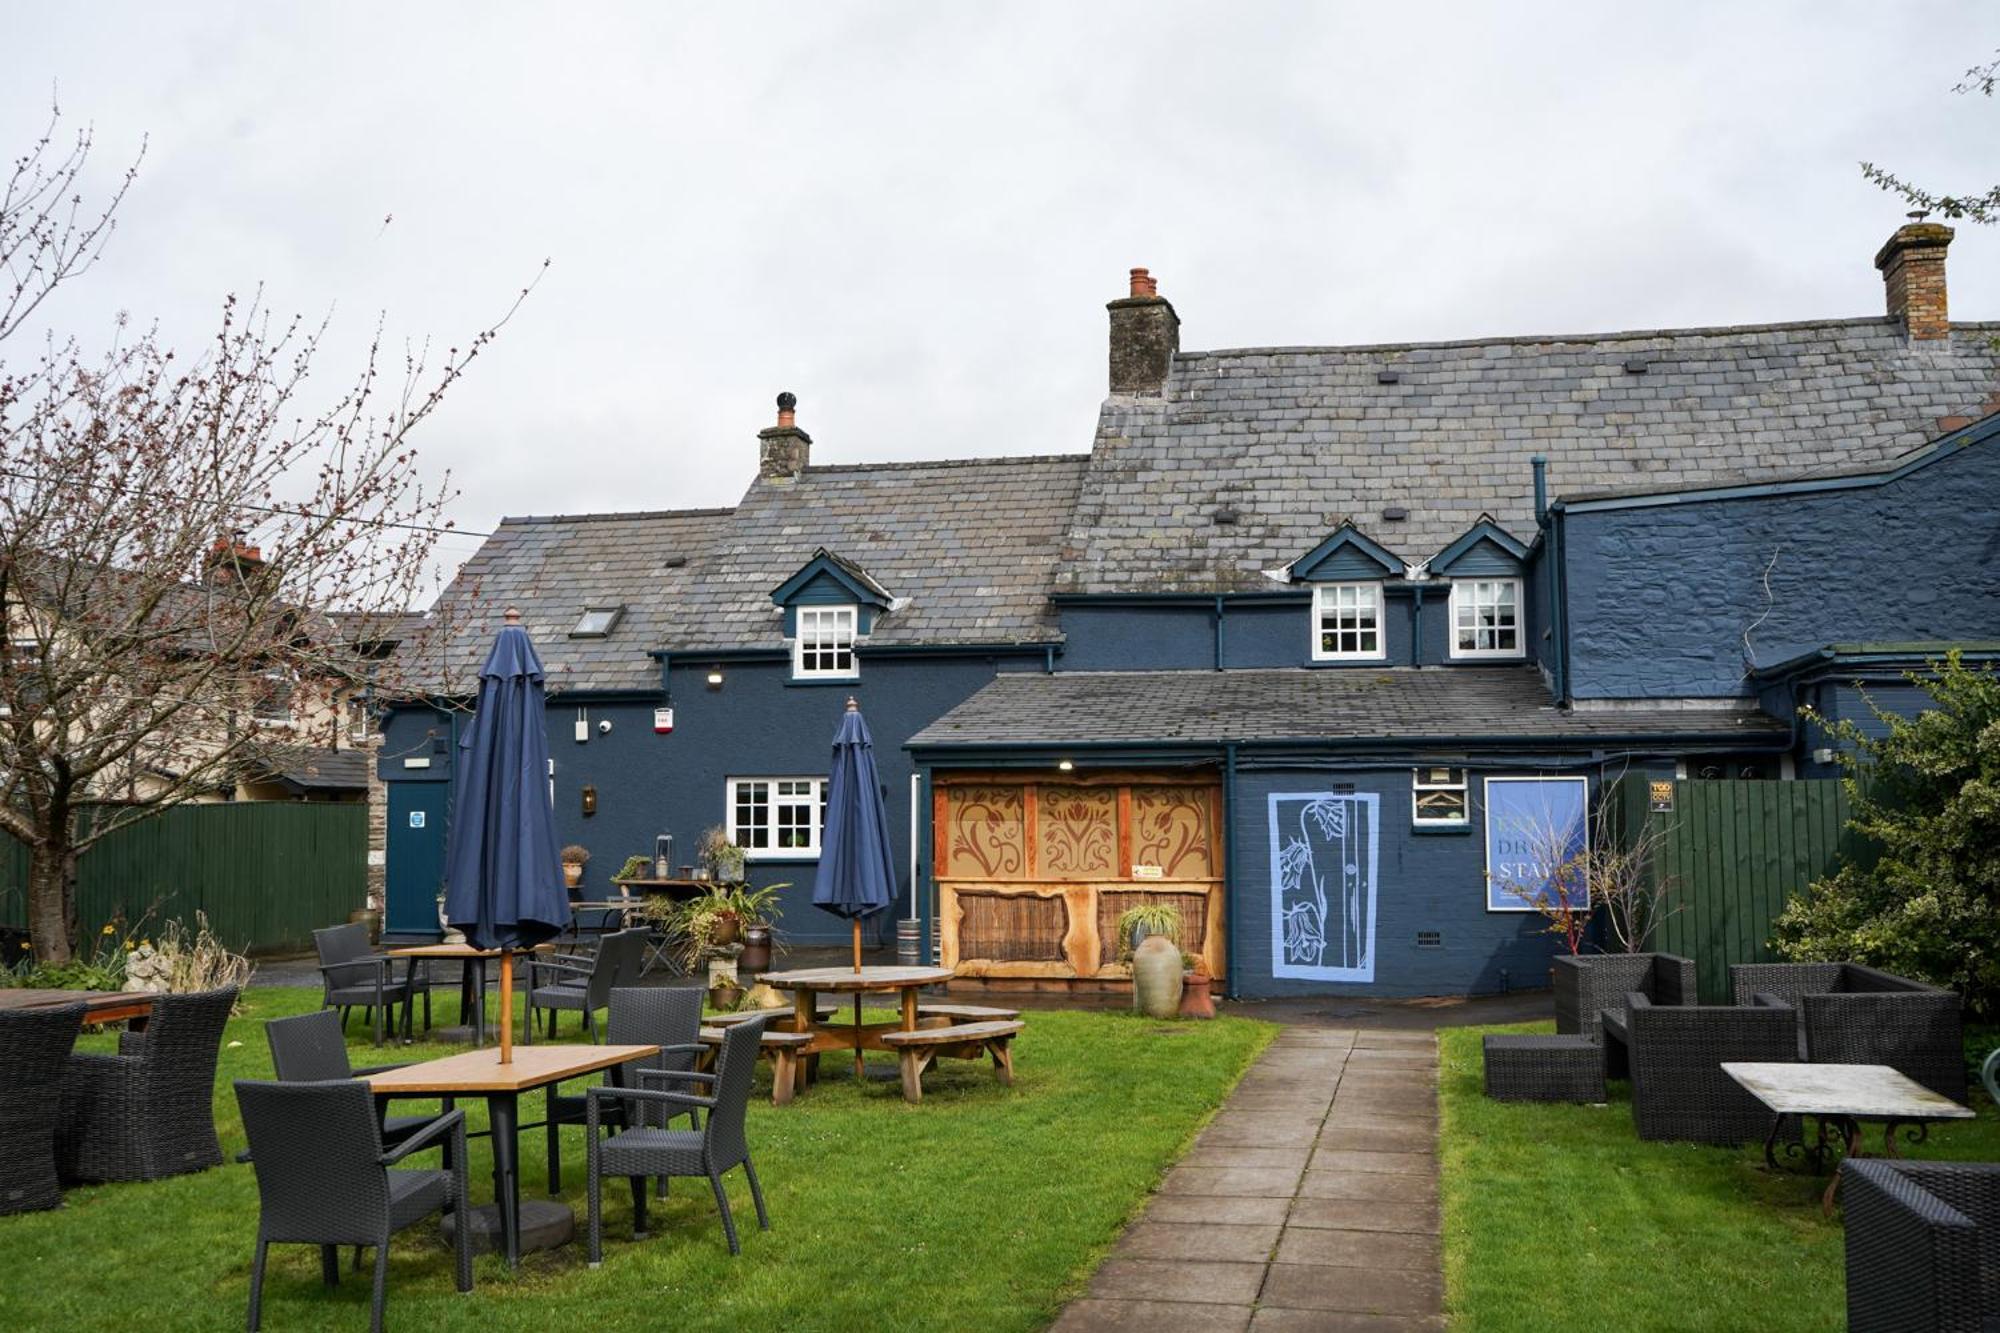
1750,640 -> 2000,682
1058,318 -> 2000,593
907,667 -> 1788,750
242,744 -> 371,794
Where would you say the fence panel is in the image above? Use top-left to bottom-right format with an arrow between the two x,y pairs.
1,803 -> 367,956
1615,777 -> 1851,1003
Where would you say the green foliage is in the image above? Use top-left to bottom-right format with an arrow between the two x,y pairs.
728,881 -> 786,927
2,911 -> 133,991
1772,651 -> 2000,1013
611,854 -> 651,883
1862,51 -> 2000,224
1114,902 -> 1182,963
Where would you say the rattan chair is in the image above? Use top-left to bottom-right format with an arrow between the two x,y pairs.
1553,952 -> 1697,1043
314,922 -> 427,1047
56,986 -> 236,1184
1623,992 -> 1799,1145
526,928 -> 646,1043
0,1002 -> 85,1214
1844,1159 -> 2000,1333
236,1079 -> 471,1333
586,1015 -> 772,1261
546,986 -> 704,1193
265,1009 -> 454,1151
1731,961 -> 1965,1101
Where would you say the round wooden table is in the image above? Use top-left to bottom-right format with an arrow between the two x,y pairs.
756,965 -> 954,1079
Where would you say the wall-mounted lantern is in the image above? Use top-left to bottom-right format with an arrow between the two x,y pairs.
581,784 -> 597,817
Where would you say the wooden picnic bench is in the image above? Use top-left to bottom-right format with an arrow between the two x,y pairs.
880,1020 -> 1025,1103
915,1002 -> 1021,1024
697,1023 -> 815,1105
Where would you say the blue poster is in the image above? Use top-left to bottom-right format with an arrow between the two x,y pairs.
1268,792 -> 1379,983
1484,776 -> 1590,912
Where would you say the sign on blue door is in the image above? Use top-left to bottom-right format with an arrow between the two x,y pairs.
1268,792 -> 1379,983
1484,776 -> 1589,912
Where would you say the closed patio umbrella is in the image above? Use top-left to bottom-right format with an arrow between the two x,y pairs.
812,699 -> 897,1073
443,608 -> 571,1063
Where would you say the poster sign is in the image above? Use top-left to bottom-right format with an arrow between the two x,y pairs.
1268,792 -> 1379,983
1648,780 -> 1675,813
1484,776 -> 1589,913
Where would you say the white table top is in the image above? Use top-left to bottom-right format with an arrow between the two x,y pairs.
1721,1062 -> 1974,1120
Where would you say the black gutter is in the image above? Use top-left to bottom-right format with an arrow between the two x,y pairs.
910,728 -> 1790,755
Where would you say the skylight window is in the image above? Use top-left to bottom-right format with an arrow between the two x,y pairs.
571,606 -> 623,638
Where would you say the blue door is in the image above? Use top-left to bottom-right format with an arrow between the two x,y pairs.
386,781 -> 451,937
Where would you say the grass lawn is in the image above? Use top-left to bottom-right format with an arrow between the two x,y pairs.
1439,1022 -> 2000,1332
0,986 -> 1273,1333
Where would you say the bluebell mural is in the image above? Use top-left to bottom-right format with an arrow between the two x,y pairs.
1484,776 -> 1589,912
1268,792 -> 1380,983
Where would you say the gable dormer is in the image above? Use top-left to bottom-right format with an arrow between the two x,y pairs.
770,548 -> 894,680
1283,524 -> 1405,664
1284,523 -> 1406,584
1430,517 -> 1529,660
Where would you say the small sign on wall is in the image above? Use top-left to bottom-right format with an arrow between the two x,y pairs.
408,811 -> 426,829
1484,776 -> 1589,913
1648,780 -> 1675,813
1131,864 -> 1163,880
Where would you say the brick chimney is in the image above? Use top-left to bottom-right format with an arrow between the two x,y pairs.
206,530 -> 268,585
757,391 -> 811,479
1875,222 -> 1954,341
1107,267 -> 1179,396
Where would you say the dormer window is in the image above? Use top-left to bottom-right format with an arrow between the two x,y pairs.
1448,579 -> 1522,659
1312,583 -> 1384,661
571,606 -> 623,638
794,605 -> 858,679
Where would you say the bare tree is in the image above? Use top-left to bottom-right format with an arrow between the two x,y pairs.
0,107 -> 535,962
1862,51 -> 2000,224
1488,797 -> 1680,955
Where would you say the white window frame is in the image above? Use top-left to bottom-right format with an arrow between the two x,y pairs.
1311,582 -> 1386,662
1412,766 -> 1470,827
1448,578 -> 1524,660
346,694 -> 372,744
792,605 -> 859,680
251,669 -> 297,728
726,776 -> 829,859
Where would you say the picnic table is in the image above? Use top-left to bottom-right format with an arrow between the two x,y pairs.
366,1042 -> 657,1265
1723,1061 -> 1975,1214
753,966 -> 1022,1103
0,987 -> 153,1028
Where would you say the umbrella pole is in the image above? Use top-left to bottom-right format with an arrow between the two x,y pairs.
499,949 -> 514,1065
852,920 -> 864,1077
853,918 -> 863,972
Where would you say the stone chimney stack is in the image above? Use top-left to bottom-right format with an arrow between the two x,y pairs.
1107,267 -> 1180,396
758,391 -> 811,479
1875,222 -> 1954,341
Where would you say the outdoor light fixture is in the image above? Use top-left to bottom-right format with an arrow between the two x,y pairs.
1057,759 -> 1075,772
581,784 -> 597,816
706,667 -> 725,688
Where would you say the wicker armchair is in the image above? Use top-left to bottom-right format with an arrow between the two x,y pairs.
1730,962 -> 1965,1101
586,1015 -> 772,1260
546,986 -> 705,1193
235,1079 -> 471,1333
1845,1159 -> 2000,1333
265,1009 -> 455,1151
56,986 -> 236,1184
526,928 -> 646,1043
0,1002 -> 84,1215
1624,992 -> 1799,1145
314,922 -> 427,1047
1553,953 -> 1696,1042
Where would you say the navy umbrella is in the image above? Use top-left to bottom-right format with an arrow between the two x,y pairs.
443,608 -> 571,1063
812,699 -> 898,1072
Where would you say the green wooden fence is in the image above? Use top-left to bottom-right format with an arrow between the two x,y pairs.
1612,777 -> 1855,1003
0,803 -> 367,957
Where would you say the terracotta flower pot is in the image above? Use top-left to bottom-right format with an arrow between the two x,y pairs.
1178,972 -> 1216,1019
711,914 -> 741,947
562,863 -> 584,888
707,983 -> 744,1012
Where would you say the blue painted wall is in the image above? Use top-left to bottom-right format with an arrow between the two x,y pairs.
1563,441 -> 2000,699
1226,764 -> 1572,999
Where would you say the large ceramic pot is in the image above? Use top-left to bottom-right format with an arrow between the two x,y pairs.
738,924 -> 772,972
1132,935 -> 1184,1019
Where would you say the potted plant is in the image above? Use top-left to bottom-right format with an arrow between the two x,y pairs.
699,825 -> 747,885
731,882 -> 787,972
1178,948 -> 1216,1020
1116,901 -> 1184,960
612,854 -> 651,889
1117,902 -> 1184,1019
560,844 -> 590,890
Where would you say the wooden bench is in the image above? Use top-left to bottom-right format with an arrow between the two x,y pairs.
915,1002 -> 1022,1023
697,1024 -> 815,1105
879,1020 -> 1025,1103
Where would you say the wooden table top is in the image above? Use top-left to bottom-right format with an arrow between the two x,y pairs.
385,942 -> 561,959
1722,1062 -> 1975,1120
365,1043 -> 660,1094
757,965 -> 954,993
0,987 -> 153,1020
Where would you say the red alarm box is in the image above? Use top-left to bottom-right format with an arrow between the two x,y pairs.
653,707 -> 674,735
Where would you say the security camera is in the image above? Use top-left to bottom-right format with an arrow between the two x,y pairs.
597,719 -> 612,735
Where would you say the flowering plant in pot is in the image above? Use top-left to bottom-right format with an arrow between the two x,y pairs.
560,844 -> 590,889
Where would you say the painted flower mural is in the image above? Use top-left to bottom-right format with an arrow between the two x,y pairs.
1268,791 -> 1379,983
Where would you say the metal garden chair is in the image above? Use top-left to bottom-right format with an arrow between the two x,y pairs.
314,922 -> 428,1047
525,927 -> 646,1043
264,1009 -> 456,1152
545,986 -> 705,1193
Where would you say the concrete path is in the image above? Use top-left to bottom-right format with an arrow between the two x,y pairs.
1052,1027 -> 1442,1332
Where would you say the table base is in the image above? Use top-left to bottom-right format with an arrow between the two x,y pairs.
1762,1112 -> 1932,1216
441,1200 -> 575,1255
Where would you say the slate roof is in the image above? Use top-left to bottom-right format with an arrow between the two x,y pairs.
243,744 -> 371,793
1058,318 -> 2000,593
907,667 -> 1788,749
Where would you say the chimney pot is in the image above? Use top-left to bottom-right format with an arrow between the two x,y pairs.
1875,222 -> 1954,341
757,390 -> 812,479
1107,266 -> 1179,396
1129,267 -> 1157,299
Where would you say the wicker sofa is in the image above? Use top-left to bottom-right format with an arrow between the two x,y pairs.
1553,952 -> 1697,1070
1621,992 -> 1799,1145
1844,1159 -> 2000,1333
1731,962 -> 1965,1101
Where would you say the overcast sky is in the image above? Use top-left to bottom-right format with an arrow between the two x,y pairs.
7,3 -> 1997,593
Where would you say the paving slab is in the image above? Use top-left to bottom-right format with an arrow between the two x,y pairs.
1161,1165 -> 1307,1198
1295,1170 -> 1438,1204
1286,1198 -> 1440,1235
1306,1149 -> 1434,1176
1116,1220 -> 1283,1263
1089,1259 -> 1270,1306
1249,1308 -> 1446,1331
1181,1145 -> 1316,1172
1273,1227 -> 1440,1271
1315,1123 -> 1435,1154
1146,1194 -> 1296,1226
1201,1119 -> 1324,1149
1051,1299 -> 1254,1332
1260,1263 -> 1443,1317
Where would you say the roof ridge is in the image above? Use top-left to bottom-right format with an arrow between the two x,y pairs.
800,452 -> 1088,475
1176,316 -> 2000,360
495,506 -> 736,526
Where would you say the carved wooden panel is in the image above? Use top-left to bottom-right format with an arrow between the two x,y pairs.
1096,890 -> 1210,967
1130,785 -> 1217,880
944,785 -> 1026,880
957,891 -> 1069,963
1035,784 -> 1118,879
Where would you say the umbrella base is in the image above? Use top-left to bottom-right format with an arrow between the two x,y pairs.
441,1200 -> 575,1255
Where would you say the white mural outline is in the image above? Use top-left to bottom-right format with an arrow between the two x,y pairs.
1268,791 -> 1380,983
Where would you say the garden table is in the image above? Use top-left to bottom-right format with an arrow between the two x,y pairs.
0,987 -> 153,1028
387,943 -> 505,1046
756,965 -> 954,1100
1723,1061 -> 1975,1214
366,1042 -> 657,1266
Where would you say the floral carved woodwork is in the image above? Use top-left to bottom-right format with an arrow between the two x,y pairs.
1132,785 -> 1216,879
945,785 -> 1025,879
1036,784 -> 1117,878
